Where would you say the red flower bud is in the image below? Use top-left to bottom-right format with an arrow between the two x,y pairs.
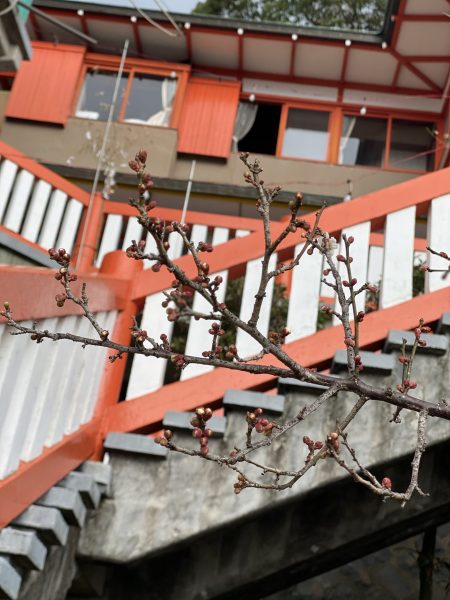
382,477 -> 392,489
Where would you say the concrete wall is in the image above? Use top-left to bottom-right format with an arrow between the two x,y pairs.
1,116 -> 419,201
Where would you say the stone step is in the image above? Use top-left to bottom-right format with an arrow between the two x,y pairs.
36,487 -> 87,528
163,411 -> 227,436
0,529 -> 46,571
77,461 -> 112,498
58,472 -> 101,509
104,432 -> 168,458
384,329 -> 448,355
0,557 -> 21,600
223,389 -> 284,414
331,350 -> 395,375
12,505 -> 68,546
437,311 -> 450,334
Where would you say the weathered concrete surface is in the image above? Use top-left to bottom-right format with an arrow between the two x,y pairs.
19,527 -> 80,600
79,332 -> 450,569
83,441 -> 450,600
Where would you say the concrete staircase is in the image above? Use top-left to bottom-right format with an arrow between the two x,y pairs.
0,462 -> 111,600
68,315 -> 450,599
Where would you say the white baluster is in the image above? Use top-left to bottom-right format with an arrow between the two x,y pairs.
181,226 -> 230,380
45,316 -> 92,446
235,253 -> 277,357
426,194 -> 450,292
3,170 -> 35,232
80,311 -> 117,424
0,160 -> 18,223
126,228 -> 185,399
21,180 -> 52,243
380,206 -> 416,308
38,190 -> 68,249
55,199 -> 84,253
96,214 -> 123,267
334,223 -> 371,320
0,320 -> 39,478
287,243 -> 323,340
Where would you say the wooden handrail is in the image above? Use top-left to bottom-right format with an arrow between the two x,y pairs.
0,141 -> 91,206
0,266 -> 130,320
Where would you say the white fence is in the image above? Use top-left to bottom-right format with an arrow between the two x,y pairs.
0,311 -> 116,480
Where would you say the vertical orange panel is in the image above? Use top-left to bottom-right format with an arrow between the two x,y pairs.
5,42 -> 85,125
177,77 -> 241,159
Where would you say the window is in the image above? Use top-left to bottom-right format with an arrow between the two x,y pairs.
389,119 -> 435,171
237,103 -> 281,156
340,116 -> 387,167
76,68 -> 178,127
76,69 -> 129,121
281,108 -> 330,161
339,115 -> 436,171
124,75 -> 177,126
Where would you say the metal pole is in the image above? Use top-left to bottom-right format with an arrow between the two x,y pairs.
180,159 -> 196,225
76,39 -> 129,271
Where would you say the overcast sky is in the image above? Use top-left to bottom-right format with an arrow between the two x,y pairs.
66,0 -> 198,12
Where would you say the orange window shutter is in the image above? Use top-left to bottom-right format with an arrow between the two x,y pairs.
177,77 -> 241,159
5,42 -> 85,125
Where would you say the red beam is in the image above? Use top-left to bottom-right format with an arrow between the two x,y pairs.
0,419 -> 98,527
105,286 -> 450,434
390,48 -> 442,93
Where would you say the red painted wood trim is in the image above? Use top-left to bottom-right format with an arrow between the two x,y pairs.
0,419 -> 98,528
0,141 -> 91,206
132,166 -> 450,299
0,225 -> 51,260
0,267 -> 129,321
105,286 -> 450,434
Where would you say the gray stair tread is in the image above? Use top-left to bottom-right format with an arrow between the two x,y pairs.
0,557 -> 21,600
36,487 -> 86,527
77,461 -> 112,488
163,412 -> 226,436
437,311 -> 450,333
104,432 -> 168,458
0,529 -> 47,571
58,472 -> 101,509
12,505 -> 68,546
384,329 -> 448,355
223,389 -> 284,414
332,350 -> 395,374
278,378 -> 327,395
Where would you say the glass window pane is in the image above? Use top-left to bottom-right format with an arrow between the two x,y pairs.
390,119 -> 435,171
124,75 -> 177,126
340,116 -> 387,167
76,69 -> 128,121
281,109 -> 329,160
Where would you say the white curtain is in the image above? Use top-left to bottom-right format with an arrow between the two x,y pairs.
147,78 -> 177,126
231,102 -> 258,152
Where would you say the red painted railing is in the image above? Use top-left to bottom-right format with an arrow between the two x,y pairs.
1,142 -> 449,527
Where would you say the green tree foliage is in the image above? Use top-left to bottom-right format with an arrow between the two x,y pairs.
192,0 -> 388,31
